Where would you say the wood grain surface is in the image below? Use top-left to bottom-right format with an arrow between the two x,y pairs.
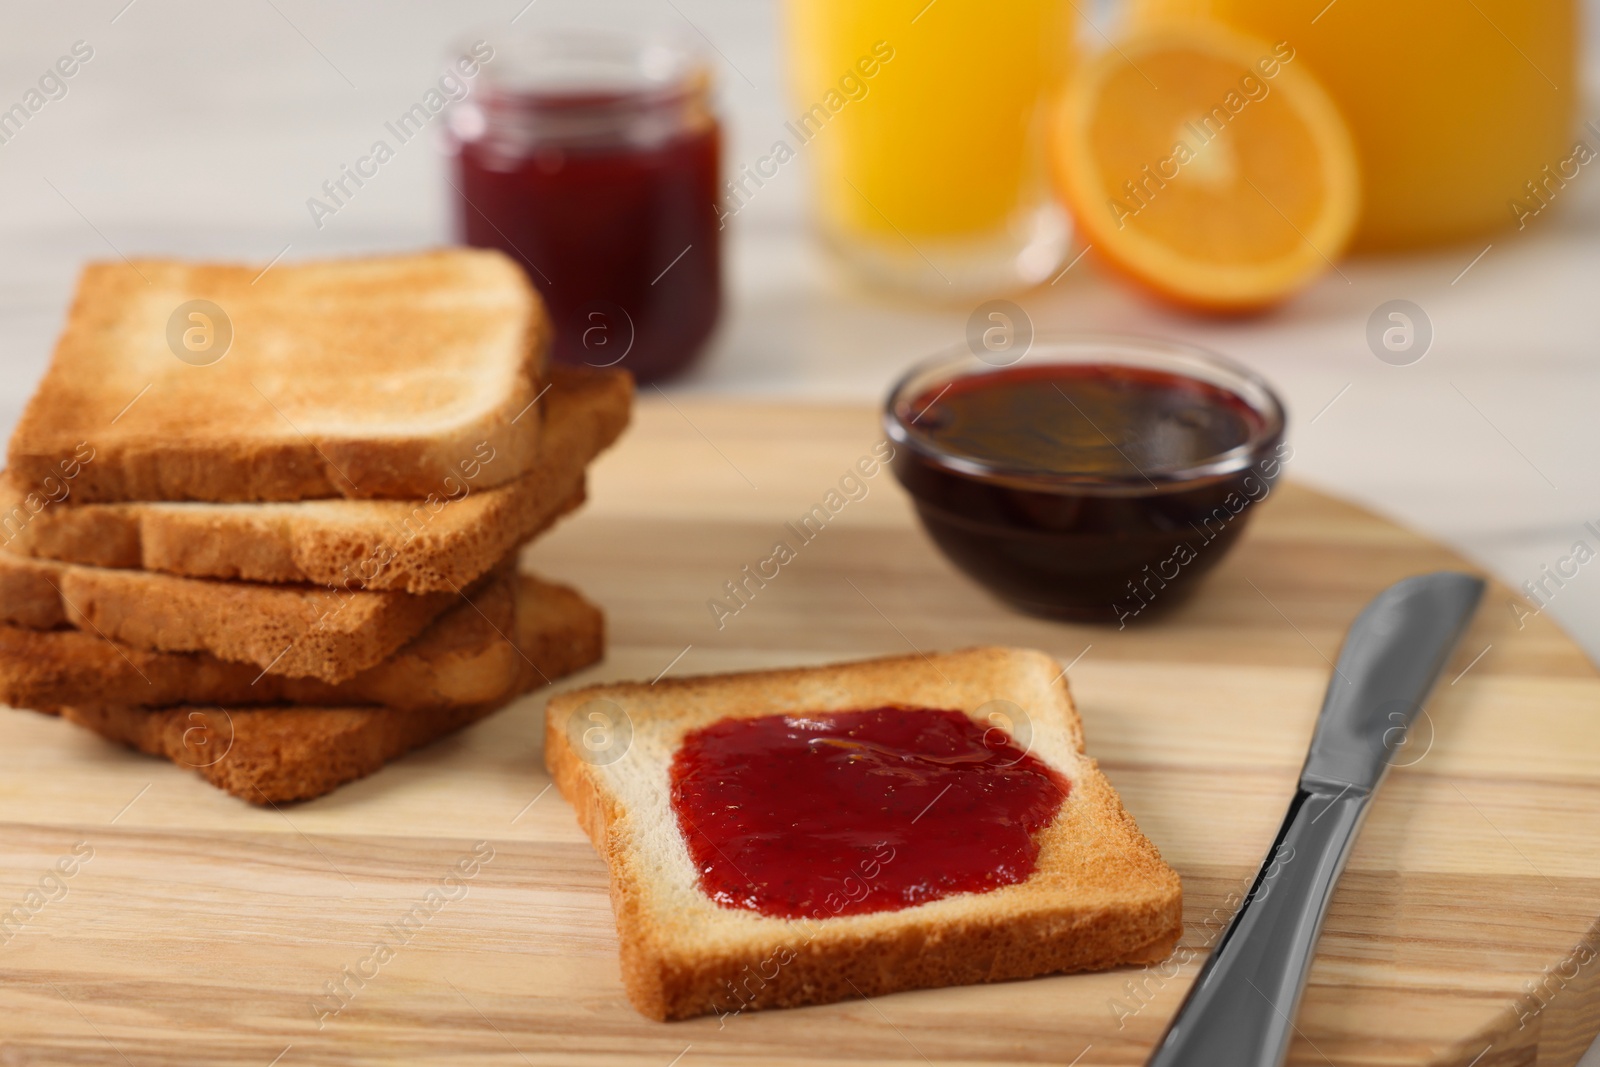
2,397 -> 1597,1066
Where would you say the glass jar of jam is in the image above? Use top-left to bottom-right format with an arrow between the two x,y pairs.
448,31 -> 722,383
885,336 -> 1288,625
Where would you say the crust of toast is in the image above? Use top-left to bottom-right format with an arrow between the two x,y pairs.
58,581 -> 604,804
0,572 -> 601,711
544,647 -> 1184,1021
7,249 -> 551,503
0,551 -> 499,684
0,365 -> 632,592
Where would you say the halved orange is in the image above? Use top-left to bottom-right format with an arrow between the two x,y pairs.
1050,22 -> 1360,312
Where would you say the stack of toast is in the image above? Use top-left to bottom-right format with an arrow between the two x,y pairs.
0,249 -> 631,804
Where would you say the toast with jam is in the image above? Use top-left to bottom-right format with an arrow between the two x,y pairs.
6,249 -> 549,503
0,365 -> 631,593
545,646 -> 1183,1021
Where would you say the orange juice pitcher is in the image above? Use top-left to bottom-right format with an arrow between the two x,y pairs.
1133,0 -> 1579,249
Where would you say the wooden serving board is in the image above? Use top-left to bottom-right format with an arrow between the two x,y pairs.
3,398 -> 1599,1067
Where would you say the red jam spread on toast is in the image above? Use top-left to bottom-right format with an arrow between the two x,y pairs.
668,707 -> 1068,919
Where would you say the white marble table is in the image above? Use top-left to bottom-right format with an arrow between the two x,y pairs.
2,0 -> 1599,1061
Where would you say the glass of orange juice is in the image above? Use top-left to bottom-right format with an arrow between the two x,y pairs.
781,0 -> 1077,297
1130,0 -> 1578,249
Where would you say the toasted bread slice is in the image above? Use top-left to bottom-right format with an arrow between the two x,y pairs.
0,571 -> 598,711
7,249 -> 549,503
545,646 -> 1183,1021
0,551 -> 490,684
58,579 -> 604,804
0,365 -> 631,592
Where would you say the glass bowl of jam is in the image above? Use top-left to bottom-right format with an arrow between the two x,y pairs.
885,336 -> 1288,625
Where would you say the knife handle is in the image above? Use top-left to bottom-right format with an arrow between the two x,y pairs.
1146,786 -> 1369,1067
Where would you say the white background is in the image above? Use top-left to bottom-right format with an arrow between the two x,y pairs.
1,1 -> 1598,1058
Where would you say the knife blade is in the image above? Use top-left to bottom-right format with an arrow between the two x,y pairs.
1145,571 -> 1485,1067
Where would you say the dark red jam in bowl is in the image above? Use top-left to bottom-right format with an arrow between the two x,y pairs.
449,32 -> 721,383
885,337 -> 1287,624
669,708 -> 1068,920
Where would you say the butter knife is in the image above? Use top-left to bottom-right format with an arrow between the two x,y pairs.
1146,571 -> 1485,1067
